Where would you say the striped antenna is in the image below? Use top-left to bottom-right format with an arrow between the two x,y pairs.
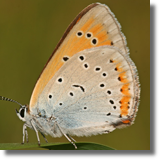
0,96 -> 23,107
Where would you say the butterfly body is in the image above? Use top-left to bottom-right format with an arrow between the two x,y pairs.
0,3 -> 140,149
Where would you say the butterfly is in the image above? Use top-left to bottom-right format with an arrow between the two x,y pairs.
0,3 -> 140,149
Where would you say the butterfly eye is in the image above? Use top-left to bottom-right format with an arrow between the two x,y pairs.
20,108 -> 25,118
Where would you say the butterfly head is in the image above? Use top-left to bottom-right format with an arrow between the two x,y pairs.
0,96 -> 30,122
15,105 -> 28,122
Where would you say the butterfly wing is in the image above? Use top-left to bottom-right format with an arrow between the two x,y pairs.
29,3 -> 128,109
36,46 -> 140,136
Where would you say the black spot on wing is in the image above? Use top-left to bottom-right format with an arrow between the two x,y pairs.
73,85 -> 85,92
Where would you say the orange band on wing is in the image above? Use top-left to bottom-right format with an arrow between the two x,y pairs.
113,62 -> 131,116
29,3 -> 127,109
81,17 -> 94,32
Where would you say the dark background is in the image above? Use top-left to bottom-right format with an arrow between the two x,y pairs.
0,0 -> 150,150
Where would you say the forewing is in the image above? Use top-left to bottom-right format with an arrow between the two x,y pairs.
29,3 -> 128,109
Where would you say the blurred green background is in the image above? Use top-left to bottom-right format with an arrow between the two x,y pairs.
0,0 -> 149,150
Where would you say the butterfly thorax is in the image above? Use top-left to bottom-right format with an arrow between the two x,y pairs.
25,106 -> 64,137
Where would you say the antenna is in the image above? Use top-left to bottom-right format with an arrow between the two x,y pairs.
0,96 -> 23,107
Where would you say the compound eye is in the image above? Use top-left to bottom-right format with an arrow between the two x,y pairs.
20,108 -> 25,118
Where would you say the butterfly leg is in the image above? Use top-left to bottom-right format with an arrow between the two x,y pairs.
56,122 -> 77,149
66,134 -> 76,142
31,119 -> 41,146
40,132 -> 48,143
22,123 -> 29,144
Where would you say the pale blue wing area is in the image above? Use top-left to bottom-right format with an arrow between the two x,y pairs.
36,46 -> 139,136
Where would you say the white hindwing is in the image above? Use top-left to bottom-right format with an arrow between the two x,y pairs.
36,46 -> 138,137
